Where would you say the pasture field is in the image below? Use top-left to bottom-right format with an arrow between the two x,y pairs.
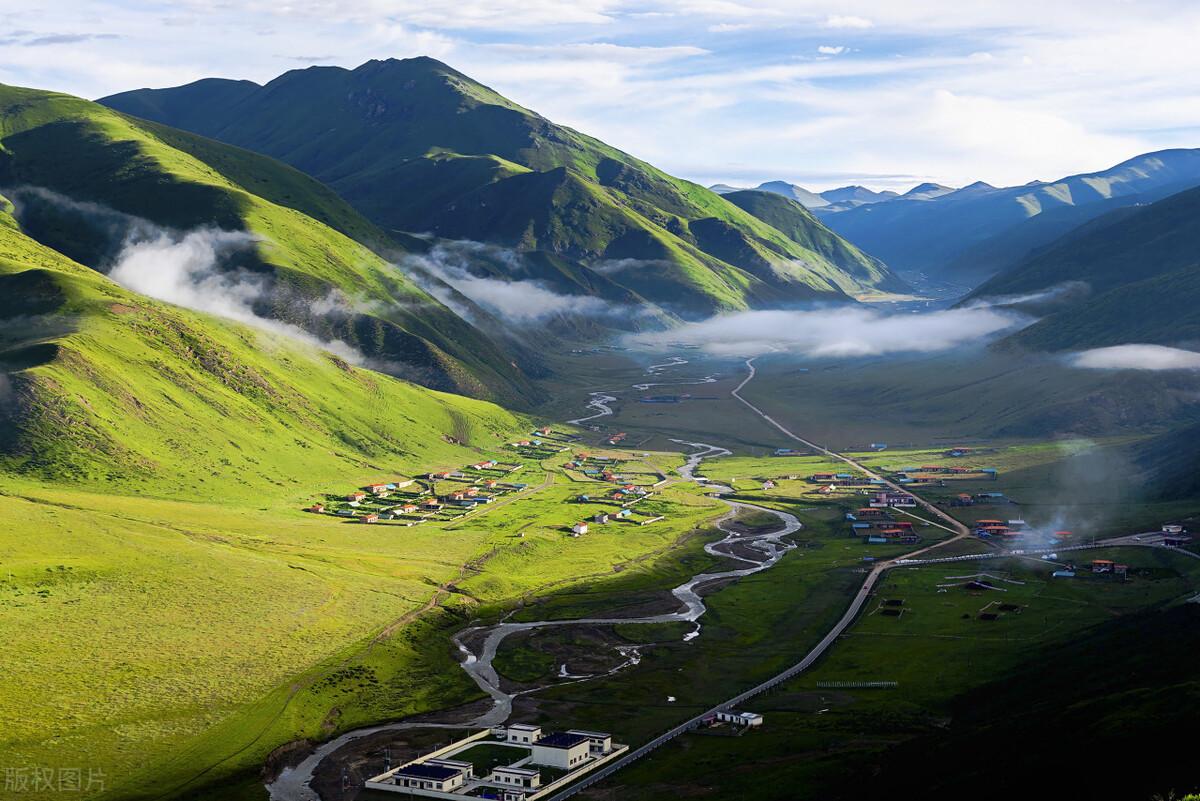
486,505 -> 937,747
0,444 -> 725,801
588,544 -> 1200,800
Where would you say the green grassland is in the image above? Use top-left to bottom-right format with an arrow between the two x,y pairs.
591,545 -> 1200,800
485,505 -> 941,746
1,438 -> 732,800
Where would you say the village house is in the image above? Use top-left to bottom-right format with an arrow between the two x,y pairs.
1092,559 -> 1115,574
572,522 -> 589,536
716,710 -> 764,728
566,730 -> 614,756
869,491 -> 916,508
595,513 -> 610,524
400,504 -> 419,514
503,724 -> 542,744
308,503 -> 325,513
362,513 -> 379,524
531,732 -> 592,770
490,766 -> 541,793
388,762 -> 471,794
615,509 -> 632,519
347,491 -> 367,502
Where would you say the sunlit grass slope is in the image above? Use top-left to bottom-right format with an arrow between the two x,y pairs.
0,82 -> 536,404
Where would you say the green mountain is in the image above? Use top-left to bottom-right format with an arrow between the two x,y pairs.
0,83 -> 538,405
968,184 -> 1200,351
720,189 -> 907,294
0,212 -> 527,495
100,57 -> 906,317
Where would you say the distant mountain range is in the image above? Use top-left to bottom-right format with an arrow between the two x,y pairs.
102,57 -> 906,318
710,180 -> 907,209
813,149 -> 1200,284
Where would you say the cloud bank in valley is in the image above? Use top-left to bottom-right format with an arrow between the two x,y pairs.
964,281 -> 1091,310
634,305 -> 1025,357
1067,344 -> 1200,371
398,240 -> 618,323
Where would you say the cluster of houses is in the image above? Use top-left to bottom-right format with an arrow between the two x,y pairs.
971,518 -> 1029,538
891,465 -> 998,484
308,456 -> 534,524
950,491 -> 1008,507
366,723 -> 624,800
510,426 -> 580,459
565,453 -> 666,535
846,508 -> 920,544
807,472 -> 879,489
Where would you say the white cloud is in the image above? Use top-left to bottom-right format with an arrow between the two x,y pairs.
399,241 -> 619,324
3,1 -> 1200,191
633,306 -> 1025,357
1068,344 -> 1200,371
817,45 -> 846,55
108,228 -> 365,363
824,14 -> 873,29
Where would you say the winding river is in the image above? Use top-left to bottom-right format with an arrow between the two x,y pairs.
267,359 -> 794,801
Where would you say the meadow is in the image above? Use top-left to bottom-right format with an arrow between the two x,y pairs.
589,544 -> 1200,800
0,442 -> 727,801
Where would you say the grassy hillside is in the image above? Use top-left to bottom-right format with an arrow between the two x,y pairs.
973,185 -> 1200,351
0,215 -> 528,498
101,58 -> 906,317
721,189 -> 907,294
0,82 -> 538,405
0,202 -> 743,800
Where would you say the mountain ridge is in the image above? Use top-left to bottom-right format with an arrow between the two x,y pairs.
101,57 -> 908,315
816,148 -> 1200,283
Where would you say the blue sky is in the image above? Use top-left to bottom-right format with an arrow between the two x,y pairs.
2,1 -> 1198,191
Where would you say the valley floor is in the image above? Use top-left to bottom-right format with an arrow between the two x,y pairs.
5,349 -> 1199,801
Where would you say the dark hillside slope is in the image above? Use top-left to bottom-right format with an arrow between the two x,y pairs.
973,185 -> 1200,351
102,57 -> 906,317
864,602 -> 1200,801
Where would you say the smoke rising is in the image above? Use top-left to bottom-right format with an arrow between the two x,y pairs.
632,305 -> 1027,357
1068,343 -> 1200,371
